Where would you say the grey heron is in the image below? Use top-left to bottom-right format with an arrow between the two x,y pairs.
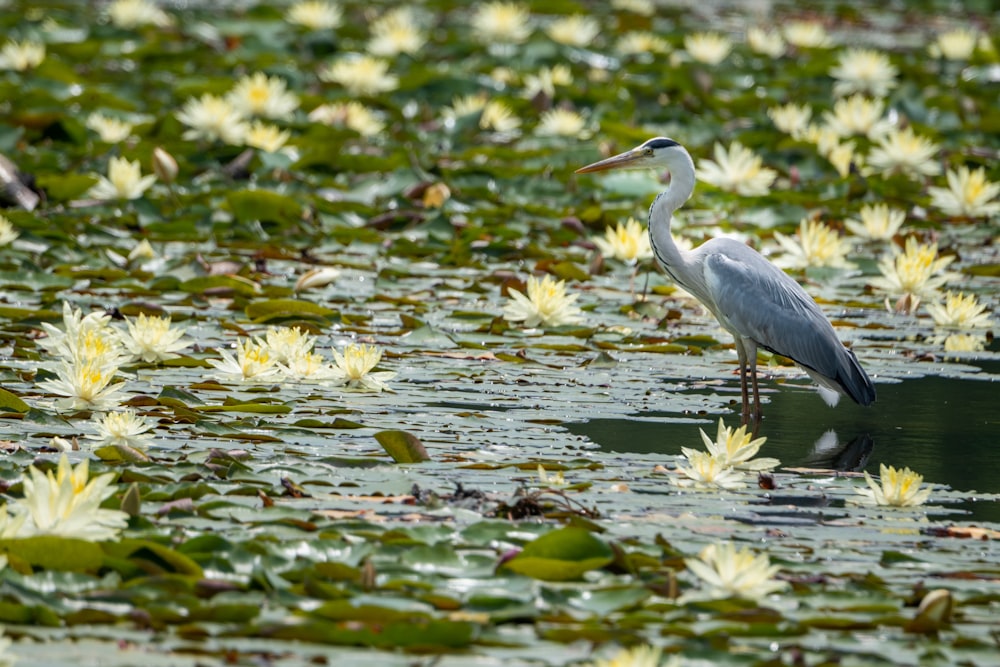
576,137 -> 876,425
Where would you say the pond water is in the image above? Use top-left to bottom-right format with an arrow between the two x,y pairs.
568,371 -> 1000,522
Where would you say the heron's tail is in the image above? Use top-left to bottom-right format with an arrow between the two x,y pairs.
836,348 -> 876,406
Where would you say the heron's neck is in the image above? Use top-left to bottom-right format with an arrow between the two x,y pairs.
647,154 -> 697,290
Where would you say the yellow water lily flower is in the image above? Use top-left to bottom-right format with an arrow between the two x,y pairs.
87,156 -> 157,201
684,32 -> 732,65
503,274 -> 583,328
226,72 -> 298,120
696,142 -> 777,196
14,455 -> 129,540
108,0 -> 172,28
85,408 -> 157,450
545,15 -> 599,47
86,112 -> 134,143
866,127 -> 941,178
747,27 -> 785,58
207,337 -> 282,384
767,102 -> 812,139
928,165 -> 1000,218
684,542 -> 788,600
244,121 -> 291,153
471,2 -> 532,44
330,343 -> 395,392
285,0 -> 342,31
535,108 -> 587,137
594,217 -> 653,265
0,39 -> 46,70
773,218 -> 854,270
37,358 -> 126,412
175,94 -> 248,144
319,54 -> 398,95
309,101 -> 385,137
682,418 -> 779,471
870,237 -> 956,308
856,463 -> 932,507
0,215 -> 18,246
367,6 -> 426,57
584,644 -> 670,667
822,94 -> 890,139
479,99 -> 521,133
930,27 -> 977,60
673,450 -> 747,490
844,203 -> 906,242
122,313 -> 188,363
925,292 -> 992,330
830,48 -> 898,98
782,21 -> 832,49
617,31 -> 670,56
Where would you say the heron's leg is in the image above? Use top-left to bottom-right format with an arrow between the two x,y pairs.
747,341 -> 762,433
735,341 -> 750,425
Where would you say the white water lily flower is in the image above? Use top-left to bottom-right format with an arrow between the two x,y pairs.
318,55 -> 398,95
121,313 -> 188,363
594,217 -> 653,265
226,72 -> 299,120
617,31 -> 670,56
0,39 -> 46,71
175,94 -> 248,144
207,338 -> 282,384
844,203 -> 906,242
285,0 -> 342,31
682,418 -> 780,471
85,408 -> 157,450
86,112 -> 134,143
673,450 -> 747,490
521,64 -> 572,100
830,48 -> 898,98
696,142 -> 777,196
503,275 -> 583,328
855,463 -> 932,507
37,358 -> 126,412
330,343 -> 395,392
685,542 -> 788,600
15,455 -> 129,541
471,2 -> 532,44
108,0 -> 172,28
0,215 -> 18,246
928,165 -> 1000,218
87,157 -> 156,201
774,218 -> 854,270
684,32 -> 732,65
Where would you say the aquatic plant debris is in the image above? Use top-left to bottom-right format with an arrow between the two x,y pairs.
0,1 -> 997,665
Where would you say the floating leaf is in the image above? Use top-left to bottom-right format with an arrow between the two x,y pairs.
0,537 -> 105,572
500,527 -> 614,581
374,430 -> 430,463
245,298 -> 338,323
0,387 -> 30,413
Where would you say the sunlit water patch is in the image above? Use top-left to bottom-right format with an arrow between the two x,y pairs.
568,374 -> 1000,521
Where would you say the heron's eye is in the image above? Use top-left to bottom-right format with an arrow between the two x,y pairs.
644,148 -> 654,156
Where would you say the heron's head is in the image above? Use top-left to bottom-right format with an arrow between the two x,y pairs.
576,137 -> 688,174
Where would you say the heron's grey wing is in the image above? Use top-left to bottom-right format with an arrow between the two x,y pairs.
701,246 -> 875,405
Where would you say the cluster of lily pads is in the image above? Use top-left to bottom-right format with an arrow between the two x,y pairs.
0,0 -> 998,665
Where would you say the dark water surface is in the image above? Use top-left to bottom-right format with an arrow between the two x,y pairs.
568,373 -> 1000,521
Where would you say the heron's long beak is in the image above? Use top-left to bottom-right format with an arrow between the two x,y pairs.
575,149 -> 644,174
